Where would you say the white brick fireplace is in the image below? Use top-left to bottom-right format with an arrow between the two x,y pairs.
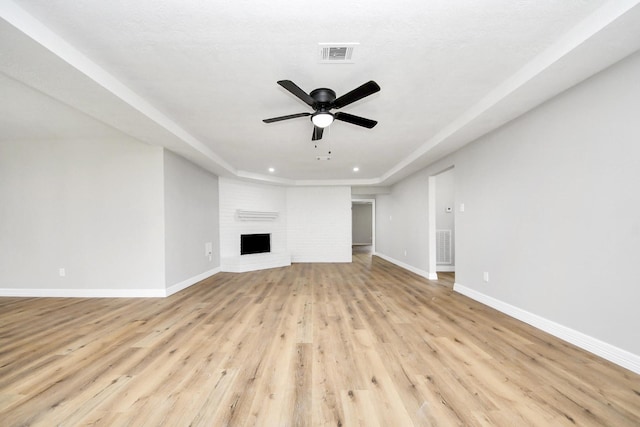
218,177 -> 352,272
219,178 -> 290,272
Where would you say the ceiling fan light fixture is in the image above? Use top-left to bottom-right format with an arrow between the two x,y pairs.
311,112 -> 334,128
263,80 -> 379,140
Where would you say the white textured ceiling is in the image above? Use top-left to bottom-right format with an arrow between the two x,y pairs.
2,0 -> 640,186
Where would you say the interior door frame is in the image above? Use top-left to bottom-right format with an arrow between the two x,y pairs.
427,176 -> 438,280
428,166 -> 455,280
351,198 -> 376,254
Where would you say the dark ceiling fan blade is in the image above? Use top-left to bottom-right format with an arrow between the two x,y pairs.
277,80 -> 316,108
312,126 -> 324,141
334,112 -> 378,129
263,112 -> 311,123
332,80 -> 381,109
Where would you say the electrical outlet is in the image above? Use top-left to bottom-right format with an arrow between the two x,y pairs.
59,268 -> 66,277
483,272 -> 489,282
404,250 -> 407,256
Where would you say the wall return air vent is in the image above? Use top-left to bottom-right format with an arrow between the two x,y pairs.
318,43 -> 358,63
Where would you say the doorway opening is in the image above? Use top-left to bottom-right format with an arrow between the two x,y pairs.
352,199 -> 375,255
428,167 -> 456,282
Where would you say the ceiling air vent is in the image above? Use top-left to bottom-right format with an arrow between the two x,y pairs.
318,43 -> 358,64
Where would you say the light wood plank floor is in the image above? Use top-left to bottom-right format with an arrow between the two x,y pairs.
1,253 -> 639,426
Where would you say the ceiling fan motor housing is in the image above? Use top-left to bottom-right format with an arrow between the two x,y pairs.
310,88 -> 336,107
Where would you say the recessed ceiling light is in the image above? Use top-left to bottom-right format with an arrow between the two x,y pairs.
268,167 -> 275,173
353,167 -> 359,172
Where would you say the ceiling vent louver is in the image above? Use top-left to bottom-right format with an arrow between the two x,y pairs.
318,43 -> 358,63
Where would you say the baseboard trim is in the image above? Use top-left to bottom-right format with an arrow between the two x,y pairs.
0,268 -> 222,299
436,265 -> 456,272
291,257 -> 352,263
373,252 -> 437,280
0,288 -> 166,298
166,267 -> 221,297
453,282 -> 640,375
222,252 -> 292,273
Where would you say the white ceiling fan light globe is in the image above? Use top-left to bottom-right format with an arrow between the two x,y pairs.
311,112 -> 334,128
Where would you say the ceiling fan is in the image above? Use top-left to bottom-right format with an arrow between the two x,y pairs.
263,80 -> 380,141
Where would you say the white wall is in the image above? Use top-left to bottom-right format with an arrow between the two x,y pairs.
454,50 -> 640,359
375,50 -> 640,371
287,186 -> 352,263
0,137 -> 165,296
352,203 -> 372,245
163,150 -> 220,291
376,168 -> 431,275
218,177 -> 287,259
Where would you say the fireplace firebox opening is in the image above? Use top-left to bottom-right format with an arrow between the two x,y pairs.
240,233 -> 271,255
